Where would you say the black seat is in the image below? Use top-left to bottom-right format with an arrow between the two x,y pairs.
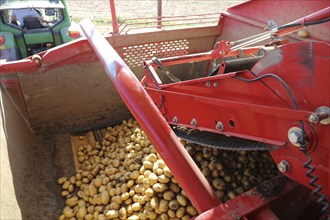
23,17 -> 44,29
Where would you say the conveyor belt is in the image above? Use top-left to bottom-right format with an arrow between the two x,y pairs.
173,127 -> 267,151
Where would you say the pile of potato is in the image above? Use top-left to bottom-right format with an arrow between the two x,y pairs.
58,119 -> 278,219
184,143 -> 278,202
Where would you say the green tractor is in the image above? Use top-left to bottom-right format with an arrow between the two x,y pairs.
0,0 -> 82,61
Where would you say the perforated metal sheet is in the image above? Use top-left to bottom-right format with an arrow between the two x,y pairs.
122,39 -> 190,67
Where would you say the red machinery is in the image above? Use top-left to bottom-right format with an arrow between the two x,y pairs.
0,0 -> 329,219
80,4 -> 330,220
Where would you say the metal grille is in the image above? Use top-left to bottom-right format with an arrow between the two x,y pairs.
122,39 -> 189,67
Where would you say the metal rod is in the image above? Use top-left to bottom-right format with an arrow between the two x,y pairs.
275,7 -> 330,37
157,0 -> 162,29
109,0 -> 119,34
79,19 -> 221,213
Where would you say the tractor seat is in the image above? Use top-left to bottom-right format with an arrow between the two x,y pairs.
23,17 -> 44,29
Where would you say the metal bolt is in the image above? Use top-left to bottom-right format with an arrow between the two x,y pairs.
172,116 -> 178,123
205,81 -> 210,87
213,82 -> 219,87
288,128 -> 303,147
277,160 -> 290,173
215,121 -> 224,131
309,113 -> 319,123
190,118 -> 197,127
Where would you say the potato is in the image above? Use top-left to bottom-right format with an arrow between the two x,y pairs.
148,173 -> 158,185
143,160 -> 153,169
158,174 -> 170,183
176,207 -> 186,218
112,195 -> 122,205
160,213 -> 169,220
158,199 -> 169,213
63,206 -> 75,218
84,213 -> 93,220
68,184 -> 74,193
88,184 -> 97,196
169,183 -> 180,193
138,212 -> 148,220
176,194 -> 188,206
186,206 -> 198,216
98,214 -> 106,220
61,190 -> 69,197
212,178 -> 225,190
62,181 -> 71,190
148,153 -> 158,162
127,214 -> 140,220
130,170 -> 140,179
121,192 -> 130,201
94,178 -> 102,188
167,209 -> 176,218
58,177 -> 68,185
76,206 -> 87,219
101,190 -> 110,204
149,196 -> 159,209
228,191 -> 236,199
152,183 -> 167,192
119,207 -> 127,219
77,199 -> 86,207
169,200 -> 180,210
143,209 -> 157,219
145,188 -> 154,197
66,196 -> 78,207
163,191 -> 175,201
87,205 -> 94,214
132,202 -> 142,211
105,210 -> 119,219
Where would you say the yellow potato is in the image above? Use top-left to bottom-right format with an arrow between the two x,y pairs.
76,206 -> 87,219
169,200 -> 180,210
132,202 -> 142,211
57,177 -> 68,185
148,173 -> 158,185
66,196 -> 78,207
63,206 -> 75,218
152,183 -> 167,192
62,181 -> 70,190
186,206 -> 198,216
119,207 -> 127,219
159,199 -> 169,213
150,196 -> 159,209
163,191 -> 175,201
176,194 -> 187,206
105,210 -> 119,219
176,207 -> 186,218
101,190 -> 110,204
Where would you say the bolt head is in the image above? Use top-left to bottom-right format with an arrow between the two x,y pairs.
309,113 -> 319,123
190,118 -> 197,127
288,129 -> 303,146
215,121 -> 224,131
277,160 -> 290,173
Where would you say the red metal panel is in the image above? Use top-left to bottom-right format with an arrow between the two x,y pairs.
144,41 -> 330,199
194,180 -> 303,219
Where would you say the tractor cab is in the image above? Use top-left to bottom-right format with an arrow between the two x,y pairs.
0,0 -> 82,61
